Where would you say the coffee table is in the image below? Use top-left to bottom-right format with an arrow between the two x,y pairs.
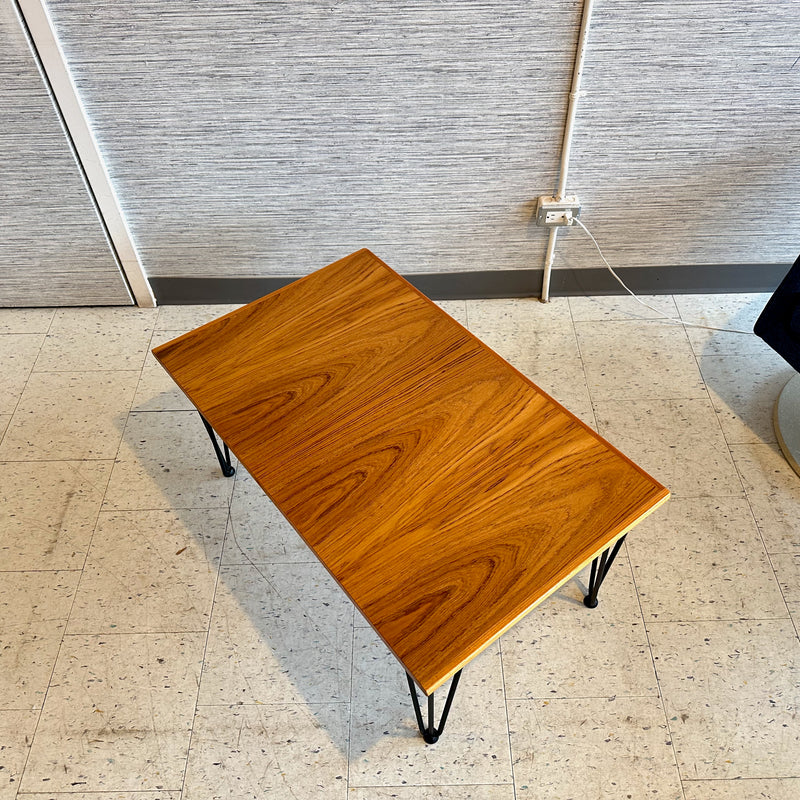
153,249 -> 669,743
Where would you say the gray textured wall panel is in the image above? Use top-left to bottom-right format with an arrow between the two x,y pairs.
556,1 -> 800,272
44,0 -> 579,277
0,0 -> 130,306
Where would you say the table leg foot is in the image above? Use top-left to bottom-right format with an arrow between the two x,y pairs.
584,535 -> 626,608
199,413 -> 236,477
406,669 -> 462,744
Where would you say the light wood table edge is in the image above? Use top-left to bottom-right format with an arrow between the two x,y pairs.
412,489 -> 671,695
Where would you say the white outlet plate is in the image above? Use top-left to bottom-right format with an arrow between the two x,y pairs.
536,195 -> 581,226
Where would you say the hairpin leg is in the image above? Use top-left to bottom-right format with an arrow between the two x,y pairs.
584,535 -> 626,608
406,670 -> 462,744
199,413 -> 235,477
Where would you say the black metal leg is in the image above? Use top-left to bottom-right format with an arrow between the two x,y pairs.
199,414 -> 235,477
407,670 -> 462,744
583,535 -> 627,608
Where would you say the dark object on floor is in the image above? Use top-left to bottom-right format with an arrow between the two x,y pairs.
754,252 -> 800,478
754,253 -> 800,372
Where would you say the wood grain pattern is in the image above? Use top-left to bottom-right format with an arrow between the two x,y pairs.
153,249 -> 668,693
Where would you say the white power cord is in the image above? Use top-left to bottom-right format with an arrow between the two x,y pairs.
573,217 -> 754,335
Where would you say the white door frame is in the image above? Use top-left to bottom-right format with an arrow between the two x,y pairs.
15,0 -> 155,307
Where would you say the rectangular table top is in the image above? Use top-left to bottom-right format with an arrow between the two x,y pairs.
153,249 -> 669,694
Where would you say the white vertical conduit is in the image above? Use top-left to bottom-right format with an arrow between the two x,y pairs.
540,0 -> 596,302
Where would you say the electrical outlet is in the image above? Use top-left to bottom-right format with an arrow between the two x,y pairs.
536,195 -> 581,227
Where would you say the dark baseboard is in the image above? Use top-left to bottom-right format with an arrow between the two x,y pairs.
150,263 -> 790,304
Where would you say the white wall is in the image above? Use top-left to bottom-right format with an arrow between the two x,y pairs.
557,0 -> 800,273
5,0 -> 799,301
42,0 -> 582,278
0,0 -> 130,306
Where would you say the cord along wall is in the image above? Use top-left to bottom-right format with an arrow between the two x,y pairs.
5,1 -> 800,305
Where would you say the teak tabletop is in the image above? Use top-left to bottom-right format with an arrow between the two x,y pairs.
153,249 -> 669,696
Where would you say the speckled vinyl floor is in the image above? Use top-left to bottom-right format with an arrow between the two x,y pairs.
1,295 -> 798,799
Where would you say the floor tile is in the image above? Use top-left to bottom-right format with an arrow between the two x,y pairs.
576,320 -> 706,401
501,554 -> 658,699
466,297 -> 574,336
0,710 -> 38,800
145,330 -> 179,368
508,696 -> 683,799
155,304 -> 241,333
21,632 -> 204,792
132,363 -> 195,412
674,294 -> 772,357
17,795 -> 180,800
184,703 -> 348,800
0,307 -> 54,334
0,570 -> 78,632
348,629 -> 512,787
466,305 -> 593,424
348,788 -> 515,799
595,398 -> 743,498
199,563 -> 353,705
627,497 -> 787,621
223,471 -> 314,564
0,333 -> 44,414
0,371 -> 139,460
435,299 -> 468,327
136,332 -> 197,409
0,631 -> 63,712
467,302 -> 575,348
0,415 -> 10,442
488,332 -> 595,427
730,443 -> 800,553
34,308 -> 156,372
102,411 -> 236,510
698,352 -> 791,444
569,294 -> 679,322
67,508 -> 227,634
0,460 -> 111,570
770,553 -> 800,618
648,620 -> 800,779
682,778 -> 800,799
0,571 -> 78,710
131,331 -> 194,411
